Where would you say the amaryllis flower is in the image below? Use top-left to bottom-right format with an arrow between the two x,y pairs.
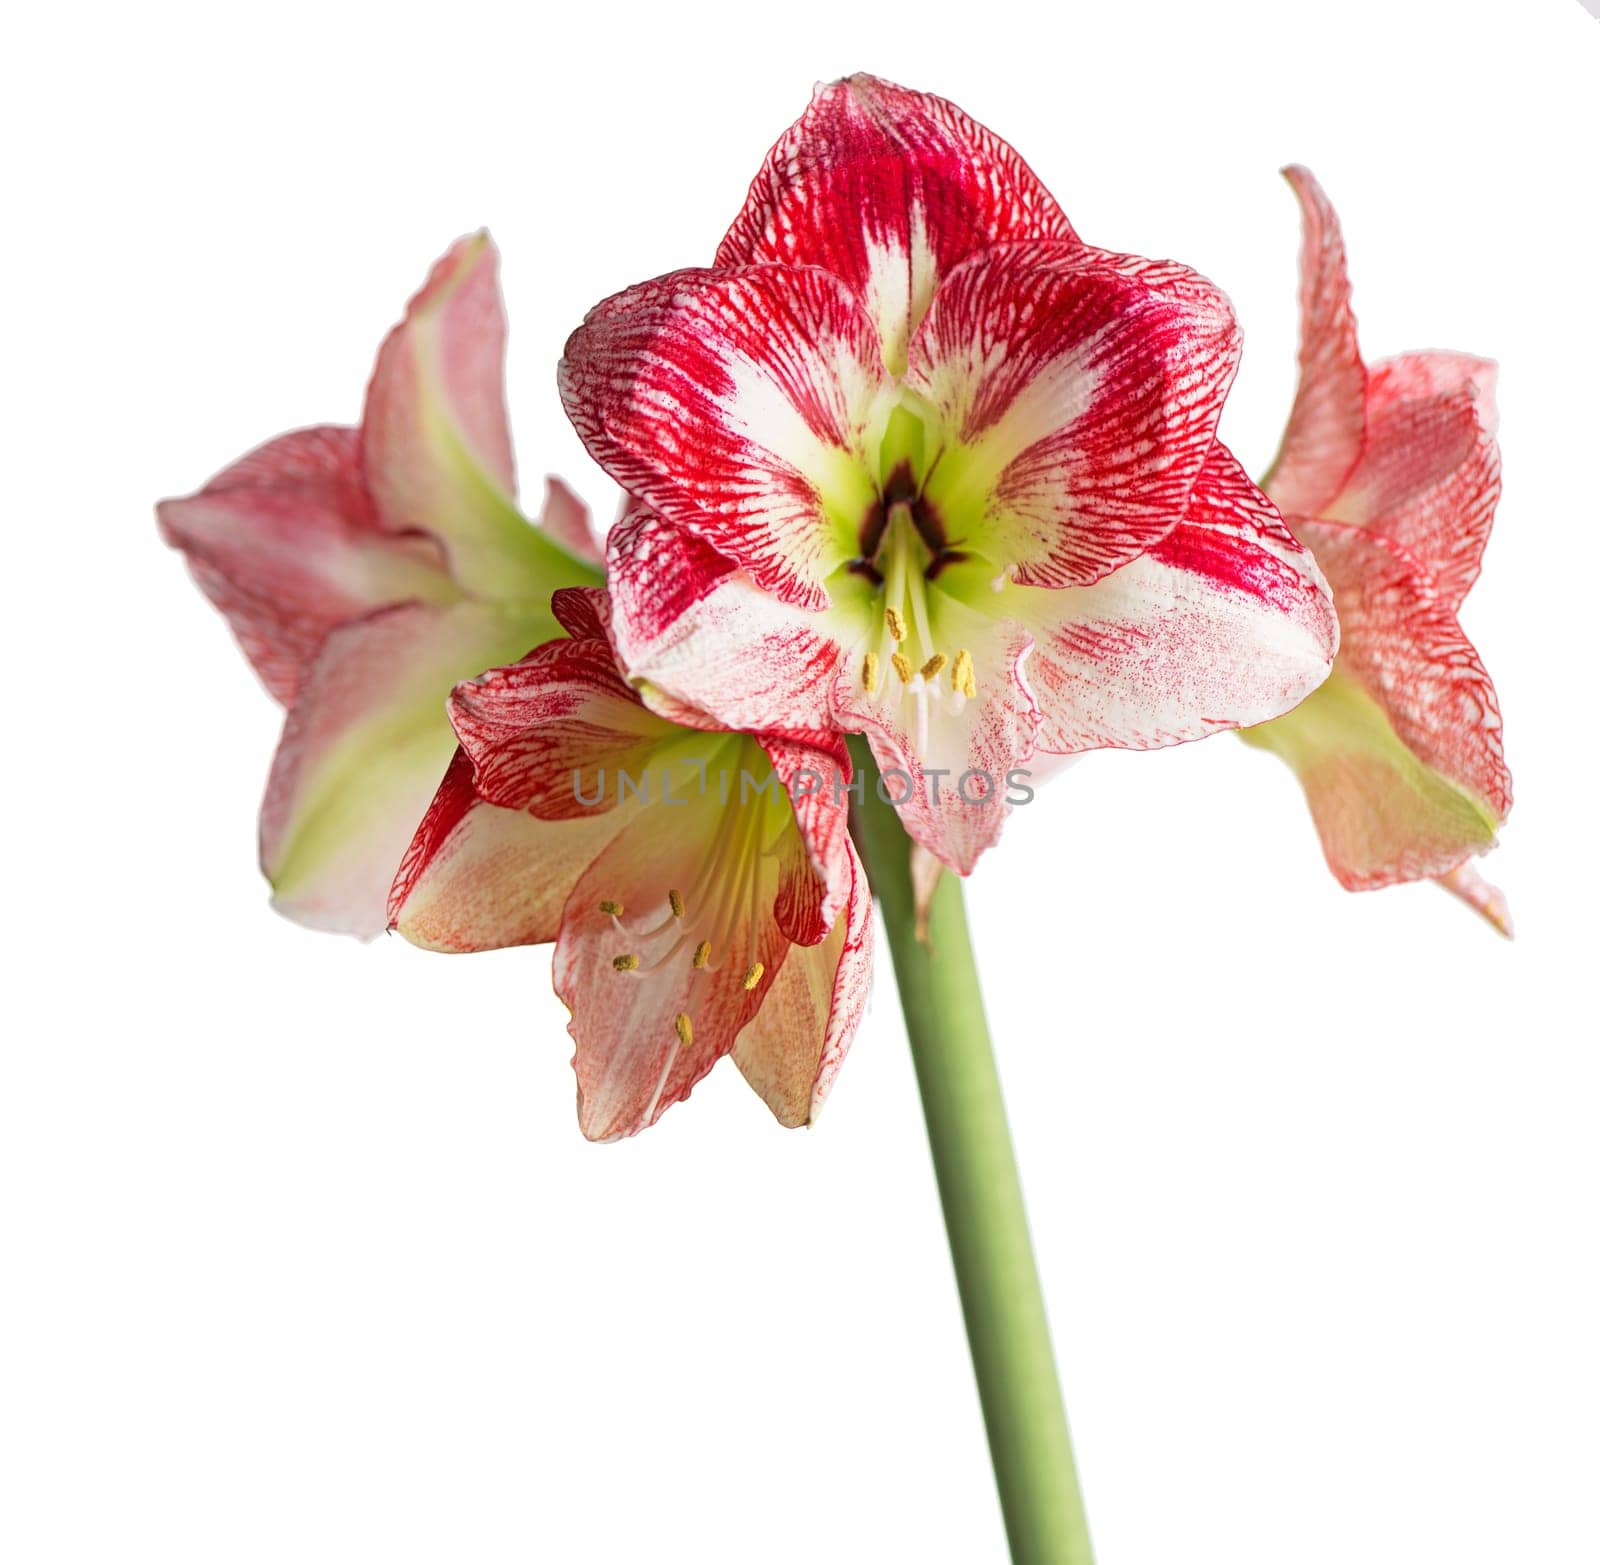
558,74 -> 1339,872
388,588 -> 873,1141
1242,168 -> 1513,932
159,235 -> 603,935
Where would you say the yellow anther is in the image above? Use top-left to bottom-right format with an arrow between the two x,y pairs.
962,662 -> 978,698
885,606 -> 906,641
741,962 -> 765,991
598,899 -> 624,917
675,1012 -> 694,1048
861,651 -> 879,695
612,953 -> 639,972
692,940 -> 712,969
920,652 -> 947,681
951,649 -> 974,697
890,651 -> 914,683
668,888 -> 685,919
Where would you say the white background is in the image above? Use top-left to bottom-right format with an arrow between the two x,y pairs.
4,1 -> 1597,1560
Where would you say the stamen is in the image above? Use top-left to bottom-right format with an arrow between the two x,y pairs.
693,940 -> 712,969
951,648 -> 976,697
741,962 -> 765,991
667,888 -> 684,919
891,652 -> 914,684
612,953 -> 639,972
885,606 -> 906,641
598,899 -> 623,917
861,651 -> 879,695
675,1012 -> 694,1048
920,652 -> 947,680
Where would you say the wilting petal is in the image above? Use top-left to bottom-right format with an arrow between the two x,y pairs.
1020,444 -> 1338,754
605,509 -> 846,733
910,243 -> 1242,588
1328,355 -> 1500,610
1241,519 -> 1509,889
1262,165 -> 1367,516
387,750 -> 628,952
448,634 -> 677,818
717,73 -> 1079,375
1436,860 -> 1513,939
732,842 -> 874,1127
260,599 -> 556,937
157,426 -> 457,704
557,787 -> 793,1142
364,233 -> 601,599
560,265 -> 889,609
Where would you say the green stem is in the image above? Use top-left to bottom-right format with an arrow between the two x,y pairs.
847,738 -> 1093,1565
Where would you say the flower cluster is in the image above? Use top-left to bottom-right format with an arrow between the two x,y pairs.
161,76 -> 1511,1137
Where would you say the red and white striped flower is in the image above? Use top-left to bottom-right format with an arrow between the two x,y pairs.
560,75 -> 1338,873
389,588 -> 873,1141
1243,168 -> 1513,932
159,235 -> 603,935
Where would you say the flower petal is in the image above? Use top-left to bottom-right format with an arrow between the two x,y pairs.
535,476 -> 606,568
760,730 -> 855,944
157,426 -> 457,704
1241,518 -> 1510,889
717,73 -> 1079,375
604,508 -> 846,733
557,788 -> 793,1142
1435,861 -> 1513,939
260,599 -> 556,937
560,265 -> 889,609
387,749 -> 627,953
1019,443 -> 1338,754
732,840 -> 874,1128
364,233 -> 602,599
909,244 -> 1242,588
1261,166 -> 1368,517
1328,354 -> 1501,611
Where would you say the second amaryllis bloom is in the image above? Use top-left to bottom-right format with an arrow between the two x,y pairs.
388,589 -> 873,1141
560,74 -> 1339,874
1243,167 -> 1513,932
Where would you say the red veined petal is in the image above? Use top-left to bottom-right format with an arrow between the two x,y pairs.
717,73 -> 1079,375
447,636 -> 679,819
157,425 -> 457,705
1262,166 -> 1368,516
1243,518 -> 1510,890
1329,355 -> 1501,610
732,840 -> 874,1128
387,748 -> 626,952
909,243 -> 1242,588
1020,443 -> 1338,754
604,509 -> 847,734
260,598 -> 558,938
759,729 -> 855,945
364,233 -> 601,599
560,265 -> 890,609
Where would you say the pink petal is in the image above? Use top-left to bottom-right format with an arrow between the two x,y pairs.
260,599 -> 557,938
387,749 -> 629,953
1435,860 -> 1514,939
732,840 -> 875,1128
760,730 -> 855,945
364,233 -> 598,598
1262,166 -> 1368,517
605,509 -> 846,734
1329,355 -> 1501,611
557,801 -> 793,1142
908,243 -> 1243,588
1244,518 -> 1510,890
717,73 -> 1079,374
560,265 -> 890,610
157,426 -> 457,705
535,476 -> 606,568
1021,443 -> 1338,754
